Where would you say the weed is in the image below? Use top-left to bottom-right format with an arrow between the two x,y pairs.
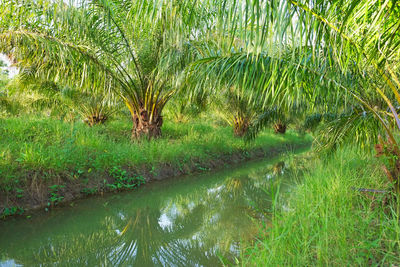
1,206 -> 24,218
195,163 -> 210,171
15,188 -> 24,198
48,184 -> 65,205
149,166 -> 158,176
80,188 -> 97,195
72,169 -> 84,179
106,166 -> 146,191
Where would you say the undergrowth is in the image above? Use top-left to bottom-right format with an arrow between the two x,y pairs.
0,116 -> 307,186
0,115 -> 309,218
244,148 -> 400,266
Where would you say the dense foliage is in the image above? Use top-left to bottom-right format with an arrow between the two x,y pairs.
0,0 -> 399,187
0,1 -> 399,265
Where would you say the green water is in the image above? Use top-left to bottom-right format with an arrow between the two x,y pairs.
0,155 -> 298,266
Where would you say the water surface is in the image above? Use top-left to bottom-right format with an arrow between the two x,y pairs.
0,154 -> 298,266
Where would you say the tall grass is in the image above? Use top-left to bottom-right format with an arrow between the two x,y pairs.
244,148 -> 400,266
0,116 -> 308,185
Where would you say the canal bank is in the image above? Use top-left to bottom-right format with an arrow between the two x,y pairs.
1,125 -> 311,218
0,149 -> 305,266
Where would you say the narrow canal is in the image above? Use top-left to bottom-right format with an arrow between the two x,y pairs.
0,152 -> 302,266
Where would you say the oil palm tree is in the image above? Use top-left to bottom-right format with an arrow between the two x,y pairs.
0,0 -> 205,139
215,87 -> 260,137
281,0 -> 400,192
187,45 -> 293,137
5,67 -> 117,123
195,0 -> 400,192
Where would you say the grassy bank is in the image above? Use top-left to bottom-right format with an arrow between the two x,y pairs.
0,116 -> 310,217
244,148 -> 400,266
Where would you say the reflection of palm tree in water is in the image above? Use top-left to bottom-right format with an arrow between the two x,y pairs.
112,207 -> 185,265
26,205 -> 215,266
111,204 -> 226,266
111,175 -> 272,266
12,170 -> 276,266
110,173 -> 276,265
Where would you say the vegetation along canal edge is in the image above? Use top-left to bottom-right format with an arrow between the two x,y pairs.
0,140 -> 310,219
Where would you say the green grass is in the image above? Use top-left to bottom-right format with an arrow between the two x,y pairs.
244,148 -> 400,266
0,116 -> 308,186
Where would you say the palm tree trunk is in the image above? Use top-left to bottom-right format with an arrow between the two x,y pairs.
273,123 -> 286,134
83,114 -> 108,126
131,108 -> 163,139
233,116 -> 249,137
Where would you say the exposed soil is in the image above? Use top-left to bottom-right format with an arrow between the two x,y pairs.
0,142 -> 310,218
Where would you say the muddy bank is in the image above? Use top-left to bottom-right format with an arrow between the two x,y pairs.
0,142 -> 310,218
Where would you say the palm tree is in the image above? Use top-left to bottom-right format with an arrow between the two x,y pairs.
4,67 -> 117,123
282,1 -> 400,192
187,47 -> 292,137
216,87 -> 259,137
0,0 -> 205,139
2,0 -> 400,189
194,0 -> 400,192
